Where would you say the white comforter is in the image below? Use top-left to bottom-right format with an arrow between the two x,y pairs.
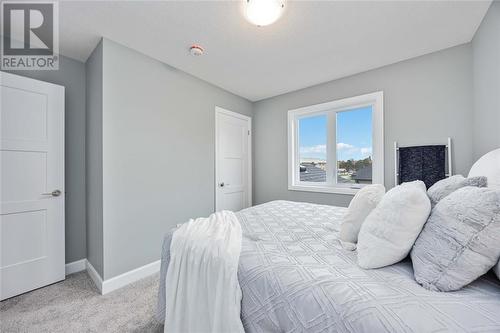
164,210 -> 244,333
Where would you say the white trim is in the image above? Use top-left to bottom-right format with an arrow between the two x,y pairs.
287,184 -> 360,195
83,259 -> 161,295
215,106 -> 252,122
288,91 -> 382,116
215,106 -> 252,211
101,260 -> 161,295
371,91 -> 384,186
85,260 -> 103,294
65,259 -> 86,275
288,91 -> 384,195
326,113 -> 336,185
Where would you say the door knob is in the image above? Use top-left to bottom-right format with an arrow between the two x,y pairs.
219,182 -> 225,187
41,190 -> 62,197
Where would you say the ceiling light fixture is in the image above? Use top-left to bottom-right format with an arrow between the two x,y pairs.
245,0 -> 285,27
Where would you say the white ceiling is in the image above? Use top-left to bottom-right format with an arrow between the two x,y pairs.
59,1 -> 491,101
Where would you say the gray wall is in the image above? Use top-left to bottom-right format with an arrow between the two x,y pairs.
2,56 -> 87,264
1,3 -> 495,277
85,41 -> 104,276
472,1 -> 500,160
99,39 -> 253,279
253,44 -> 473,207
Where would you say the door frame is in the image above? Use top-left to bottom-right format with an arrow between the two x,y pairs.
215,106 -> 252,212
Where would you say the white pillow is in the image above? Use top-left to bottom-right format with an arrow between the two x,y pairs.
357,181 -> 431,269
468,148 -> 500,280
339,184 -> 385,243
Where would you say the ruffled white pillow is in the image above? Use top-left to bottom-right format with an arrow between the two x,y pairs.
427,175 -> 487,207
411,187 -> 500,291
357,181 -> 431,269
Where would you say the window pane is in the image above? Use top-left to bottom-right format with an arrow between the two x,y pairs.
336,107 -> 373,184
298,115 -> 327,182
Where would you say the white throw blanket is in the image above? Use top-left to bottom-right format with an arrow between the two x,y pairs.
164,210 -> 244,333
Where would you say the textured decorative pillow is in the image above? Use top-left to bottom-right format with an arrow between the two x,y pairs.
339,184 -> 385,243
411,186 -> 500,292
357,181 -> 431,269
427,175 -> 487,207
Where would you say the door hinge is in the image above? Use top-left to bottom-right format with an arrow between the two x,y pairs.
248,130 -> 250,135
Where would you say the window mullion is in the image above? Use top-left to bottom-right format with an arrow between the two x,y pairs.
294,117 -> 300,185
326,112 -> 336,186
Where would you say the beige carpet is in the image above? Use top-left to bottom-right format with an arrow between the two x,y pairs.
0,271 -> 163,333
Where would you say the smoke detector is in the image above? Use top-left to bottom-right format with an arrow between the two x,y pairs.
189,44 -> 204,56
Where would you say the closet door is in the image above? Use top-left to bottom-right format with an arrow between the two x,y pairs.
1,72 -> 65,300
215,107 -> 252,212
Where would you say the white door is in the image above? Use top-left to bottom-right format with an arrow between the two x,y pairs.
215,107 -> 251,212
1,72 -> 65,300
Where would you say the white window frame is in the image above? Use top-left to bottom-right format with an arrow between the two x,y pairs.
287,91 -> 384,195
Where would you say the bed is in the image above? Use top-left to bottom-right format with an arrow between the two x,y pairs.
157,200 -> 500,332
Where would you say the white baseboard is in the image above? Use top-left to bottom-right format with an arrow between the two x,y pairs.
101,260 -> 161,295
85,260 -> 103,294
65,259 -> 87,275
81,259 -> 161,295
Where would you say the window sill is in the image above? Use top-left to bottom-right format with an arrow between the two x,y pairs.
288,184 -> 362,195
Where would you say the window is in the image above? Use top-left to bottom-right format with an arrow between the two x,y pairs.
288,92 -> 384,195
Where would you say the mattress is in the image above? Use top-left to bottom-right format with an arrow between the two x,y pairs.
157,200 -> 500,332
